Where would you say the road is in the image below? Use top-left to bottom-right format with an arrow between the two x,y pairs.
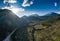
3,28 -> 18,41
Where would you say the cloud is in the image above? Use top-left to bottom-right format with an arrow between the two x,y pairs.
4,0 -> 17,4
30,1 -> 33,4
22,0 -> 33,7
2,5 -> 25,14
54,2 -> 57,7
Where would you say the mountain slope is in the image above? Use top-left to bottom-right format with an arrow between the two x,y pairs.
0,9 -> 29,41
26,12 -> 60,41
0,9 -> 21,41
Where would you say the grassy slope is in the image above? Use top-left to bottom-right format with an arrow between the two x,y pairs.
27,16 -> 60,41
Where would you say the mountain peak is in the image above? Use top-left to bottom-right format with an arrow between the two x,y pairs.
45,12 -> 58,16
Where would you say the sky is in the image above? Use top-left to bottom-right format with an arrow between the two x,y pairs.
0,0 -> 60,17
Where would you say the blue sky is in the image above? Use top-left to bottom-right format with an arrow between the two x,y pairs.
0,0 -> 60,17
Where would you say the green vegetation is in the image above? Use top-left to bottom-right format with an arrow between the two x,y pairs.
27,16 -> 60,41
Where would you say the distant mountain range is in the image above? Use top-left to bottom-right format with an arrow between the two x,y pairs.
21,12 -> 60,22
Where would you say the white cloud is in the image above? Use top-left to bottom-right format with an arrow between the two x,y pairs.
54,2 -> 57,7
4,0 -> 17,4
22,0 -> 33,7
30,1 -> 33,4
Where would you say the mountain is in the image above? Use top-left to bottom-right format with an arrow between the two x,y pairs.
0,9 -> 60,41
0,9 -> 29,41
0,9 -> 21,41
26,14 -> 40,22
38,12 -> 60,21
23,12 -> 60,22
45,12 -> 58,16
